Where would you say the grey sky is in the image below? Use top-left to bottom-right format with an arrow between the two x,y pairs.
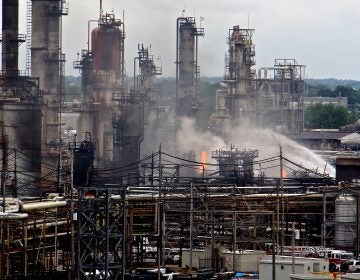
13,0 -> 360,79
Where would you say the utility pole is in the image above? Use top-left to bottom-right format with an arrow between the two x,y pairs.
190,182 -> 194,270
70,146 -> 75,279
272,213 -> 276,280
13,149 -> 17,198
280,145 -> 284,255
157,144 -> 162,280
292,223 -> 295,274
1,134 -> 8,213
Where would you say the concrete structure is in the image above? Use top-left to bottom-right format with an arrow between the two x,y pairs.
259,256 -> 328,280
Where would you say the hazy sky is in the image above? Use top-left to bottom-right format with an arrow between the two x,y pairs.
13,0 -> 360,79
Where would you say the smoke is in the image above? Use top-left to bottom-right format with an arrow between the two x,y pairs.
176,117 -> 225,153
175,117 -> 335,178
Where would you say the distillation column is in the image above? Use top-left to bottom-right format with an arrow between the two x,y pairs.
211,26 -> 256,134
31,0 -> 68,189
135,44 -> 162,157
75,12 -> 124,171
176,17 -> 204,118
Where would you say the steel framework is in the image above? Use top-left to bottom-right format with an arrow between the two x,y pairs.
77,185 -> 126,280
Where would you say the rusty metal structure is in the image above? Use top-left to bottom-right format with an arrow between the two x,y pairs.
211,26 -> 256,134
176,17 -> 204,117
74,12 -> 125,173
256,59 -> 305,135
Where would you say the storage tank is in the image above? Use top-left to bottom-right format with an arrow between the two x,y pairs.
335,195 -> 357,249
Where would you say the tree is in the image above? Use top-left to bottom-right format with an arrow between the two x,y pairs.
304,103 -> 353,129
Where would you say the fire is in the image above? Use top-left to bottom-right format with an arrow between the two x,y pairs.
198,151 -> 207,175
281,166 -> 287,178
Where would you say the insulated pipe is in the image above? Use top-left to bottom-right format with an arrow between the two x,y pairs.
19,200 -> 67,211
0,213 -> 28,220
2,0 -> 19,75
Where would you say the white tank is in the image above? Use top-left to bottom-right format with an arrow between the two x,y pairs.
335,195 -> 357,248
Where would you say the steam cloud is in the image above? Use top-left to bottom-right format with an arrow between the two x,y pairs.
175,117 -> 335,178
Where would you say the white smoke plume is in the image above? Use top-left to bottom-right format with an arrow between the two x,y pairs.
176,117 -> 335,178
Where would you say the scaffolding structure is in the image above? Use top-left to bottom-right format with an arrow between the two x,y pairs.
256,59 -> 305,135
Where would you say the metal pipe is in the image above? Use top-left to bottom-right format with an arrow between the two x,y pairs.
134,56 -> 139,90
0,213 -> 28,220
87,20 -> 98,52
20,200 -> 67,211
189,182 -> 193,270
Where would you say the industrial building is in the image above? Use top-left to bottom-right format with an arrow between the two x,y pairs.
0,1 -> 359,280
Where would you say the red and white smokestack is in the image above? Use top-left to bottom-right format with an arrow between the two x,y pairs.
2,0 -> 19,76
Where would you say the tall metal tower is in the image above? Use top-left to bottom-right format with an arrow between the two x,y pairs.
176,17 -> 204,117
30,0 -> 69,189
134,44 -> 163,158
211,26 -> 256,134
75,11 -> 125,169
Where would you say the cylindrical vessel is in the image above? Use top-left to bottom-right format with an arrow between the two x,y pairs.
335,195 -> 357,249
91,25 -> 123,72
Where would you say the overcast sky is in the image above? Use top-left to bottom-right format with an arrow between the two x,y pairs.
13,0 -> 360,79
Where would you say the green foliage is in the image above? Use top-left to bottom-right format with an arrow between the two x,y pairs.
304,103 -> 354,129
306,84 -> 332,97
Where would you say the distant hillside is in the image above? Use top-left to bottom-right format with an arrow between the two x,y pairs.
305,78 -> 360,90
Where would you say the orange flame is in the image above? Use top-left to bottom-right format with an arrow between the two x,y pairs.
198,151 -> 207,175
281,166 -> 287,178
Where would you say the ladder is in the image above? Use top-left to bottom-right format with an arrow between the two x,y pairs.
26,0 -> 32,75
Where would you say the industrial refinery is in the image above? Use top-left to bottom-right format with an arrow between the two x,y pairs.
0,1 -> 359,280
